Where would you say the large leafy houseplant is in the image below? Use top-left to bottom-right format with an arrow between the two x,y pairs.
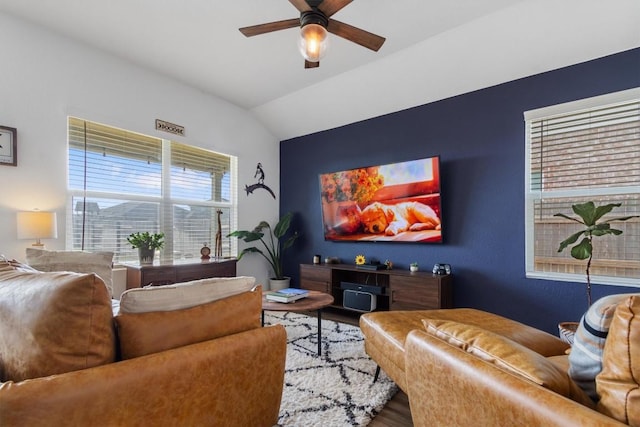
227,212 -> 299,280
555,201 -> 638,306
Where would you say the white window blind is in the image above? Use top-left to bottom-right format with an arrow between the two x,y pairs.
67,117 -> 237,262
525,88 -> 640,286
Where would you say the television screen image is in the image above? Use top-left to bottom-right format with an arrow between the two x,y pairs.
319,156 -> 442,243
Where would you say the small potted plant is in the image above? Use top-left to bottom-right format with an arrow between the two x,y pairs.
127,231 -> 165,265
227,212 -> 299,290
410,262 -> 419,272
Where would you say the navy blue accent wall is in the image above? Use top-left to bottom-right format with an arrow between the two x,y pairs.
280,48 -> 640,334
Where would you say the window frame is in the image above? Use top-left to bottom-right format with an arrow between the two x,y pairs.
66,117 -> 238,263
524,87 -> 640,288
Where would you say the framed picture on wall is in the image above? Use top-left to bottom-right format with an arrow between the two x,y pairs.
0,125 -> 17,167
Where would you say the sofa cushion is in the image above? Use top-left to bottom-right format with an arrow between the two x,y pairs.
423,319 -> 595,408
0,270 -> 116,381
118,276 -> 256,314
569,293 -> 635,401
115,286 -> 262,359
596,295 -> 640,426
26,248 -> 114,297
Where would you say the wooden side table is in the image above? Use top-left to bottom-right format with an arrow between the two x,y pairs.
262,290 -> 334,356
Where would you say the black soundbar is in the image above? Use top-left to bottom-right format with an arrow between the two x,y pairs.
340,281 -> 386,295
355,264 -> 386,271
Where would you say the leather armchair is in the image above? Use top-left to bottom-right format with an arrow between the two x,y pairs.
1,325 -> 286,426
404,329 -> 624,427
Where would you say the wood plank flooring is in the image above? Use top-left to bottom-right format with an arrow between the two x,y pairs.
320,308 -> 414,426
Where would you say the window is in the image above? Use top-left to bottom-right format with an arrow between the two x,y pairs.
67,117 -> 237,262
525,88 -> 640,287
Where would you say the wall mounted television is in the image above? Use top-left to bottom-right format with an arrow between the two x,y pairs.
319,155 -> 442,243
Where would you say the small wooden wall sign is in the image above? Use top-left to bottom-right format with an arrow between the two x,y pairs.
155,119 -> 184,136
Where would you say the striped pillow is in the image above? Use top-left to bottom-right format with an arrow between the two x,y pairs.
568,293 -> 636,400
0,257 -> 39,273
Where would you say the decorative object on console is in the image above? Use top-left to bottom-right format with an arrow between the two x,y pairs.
319,155 -> 442,243
126,231 -> 165,265
200,243 -> 211,260
227,212 -> 299,289
0,125 -> 17,166
214,208 -> 223,257
410,262 -> 419,272
555,201 -> 639,307
432,263 -> 451,275
354,254 -> 366,265
17,210 -> 57,248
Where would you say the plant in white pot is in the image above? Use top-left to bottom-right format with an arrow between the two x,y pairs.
228,212 -> 299,290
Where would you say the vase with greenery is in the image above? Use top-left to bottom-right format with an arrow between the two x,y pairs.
127,231 -> 165,265
555,201 -> 638,306
228,212 -> 299,284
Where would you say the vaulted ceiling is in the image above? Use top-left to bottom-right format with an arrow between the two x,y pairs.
1,0 -> 638,140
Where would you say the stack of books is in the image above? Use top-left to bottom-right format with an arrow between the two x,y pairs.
265,288 -> 309,303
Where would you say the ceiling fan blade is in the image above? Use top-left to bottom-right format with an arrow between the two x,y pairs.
318,0 -> 353,17
239,18 -> 300,37
289,0 -> 312,13
305,60 -> 320,69
327,19 -> 385,51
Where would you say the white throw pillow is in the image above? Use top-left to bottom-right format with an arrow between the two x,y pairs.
26,248 -> 114,296
118,276 -> 257,314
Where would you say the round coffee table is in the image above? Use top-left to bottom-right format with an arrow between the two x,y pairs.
262,290 -> 334,356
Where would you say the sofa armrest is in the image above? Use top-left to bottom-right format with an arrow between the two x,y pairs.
404,330 -> 624,427
0,325 -> 286,427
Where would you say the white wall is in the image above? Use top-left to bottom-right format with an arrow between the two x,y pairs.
0,12 -> 280,286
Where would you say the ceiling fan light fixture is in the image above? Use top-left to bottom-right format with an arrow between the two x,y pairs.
299,23 -> 328,62
298,10 -> 329,63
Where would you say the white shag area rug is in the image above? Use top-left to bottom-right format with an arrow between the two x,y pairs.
263,311 -> 398,427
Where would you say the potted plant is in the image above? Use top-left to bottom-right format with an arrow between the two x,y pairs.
228,212 -> 299,290
127,231 -> 165,265
410,262 -> 419,272
555,201 -> 638,307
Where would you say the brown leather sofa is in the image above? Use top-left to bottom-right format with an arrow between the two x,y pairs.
0,268 -> 287,426
361,302 -> 639,426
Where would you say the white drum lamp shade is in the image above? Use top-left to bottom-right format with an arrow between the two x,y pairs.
17,211 -> 58,248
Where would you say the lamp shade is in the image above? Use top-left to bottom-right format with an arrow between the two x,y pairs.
17,211 -> 58,247
298,23 -> 328,63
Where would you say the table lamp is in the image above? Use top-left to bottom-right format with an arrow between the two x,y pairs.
17,211 -> 58,248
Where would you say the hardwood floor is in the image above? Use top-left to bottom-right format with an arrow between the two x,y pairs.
320,308 -> 414,426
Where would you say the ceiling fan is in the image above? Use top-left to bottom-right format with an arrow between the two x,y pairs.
239,0 -> 386,69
